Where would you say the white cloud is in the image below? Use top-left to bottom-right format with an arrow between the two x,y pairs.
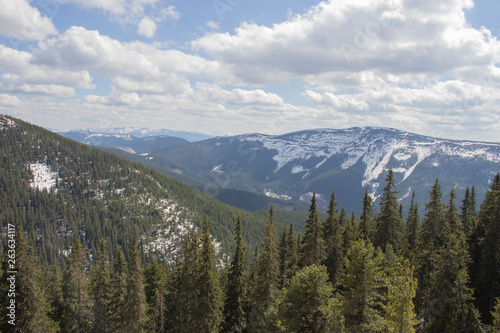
33,26 -> 236,85
206,21 -> 220,29
137,17 -> 157,38
194,83 -> 284,106
159,5 -> 180,22
0,45 -> 94,97
192,0 -> 499,86
0,94 -> 21,107
303,90 -> 369,110
0,0 -> 57,41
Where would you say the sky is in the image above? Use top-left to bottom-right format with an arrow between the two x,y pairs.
0,0 -> 499,142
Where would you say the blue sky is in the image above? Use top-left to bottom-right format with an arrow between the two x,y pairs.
0,0 -> 499,142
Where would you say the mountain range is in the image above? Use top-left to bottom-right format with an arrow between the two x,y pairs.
135,127 -> 500,214
0,115 -> 305,266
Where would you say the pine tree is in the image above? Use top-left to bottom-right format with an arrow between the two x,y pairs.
345,212 -> 357,248
300,192 -> 326,267
109,245 -> 128,332
90,238 -> 112,333
384,259 -> 417,333
423,187 -> 482,332
249,205 -> 279,332
62,239 -> 93,333
323,191 -> 344,287
492,298 -> 500,330
460,186 -> 478,237
342,240 -> 386,333
277,265 -> 338,332
359,187 -> 374,242
165,233 -> 201,332
278,223 -> 297,289
44,264 -> 64,328
405,192 -> 420,256
475,173 -> 500,325
144,260 -> 167,333
222,213 -> 247,333
198,218 -> 223,332
375,169 -> 404,253
415,179 -> 446,330
124,235 -> 147,333
0,230 -> 57,332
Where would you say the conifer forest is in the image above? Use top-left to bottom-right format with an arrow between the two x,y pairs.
1,115 -> 500,332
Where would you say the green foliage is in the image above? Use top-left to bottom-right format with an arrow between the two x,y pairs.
375,169 -> 404,254
124,236 -> 148,332
62,239 -> 93,333
222,213 -> 247,333
198,218 -> 224,332
384,259 -> 417,333
342,240 -> 386,333
0,230 -> 57,332
323,191 -> 344,287
475,174 -> 500,325
109,245 -> 128,331
275,265 -> 340,332
300,192 -> 326,267
249,205 -> 279,332
359,187 -> 374,242
278,223 -> 298,289
90,238 -> 112,333
405,192 -> 420,257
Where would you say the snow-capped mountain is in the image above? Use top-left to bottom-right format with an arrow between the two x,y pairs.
148,127 -> 500,213
59,127 -> 212,142
58,130 -> 188,154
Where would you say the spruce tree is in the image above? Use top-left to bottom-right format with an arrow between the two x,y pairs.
493,298 -> 500,330
144,260 -> 167,332
300,192 -> 326,267
405,192 -> 420,256
62,239 -> 93,333
222,213 -> 247,333
415,179 -> 446,330
0,230 -> 57,332
342,240 -> 386,332
461,186 -> 478,237
277,265 -> 338,332
124,236 -> 147,333
109,245 -> 128,332
90,238 -> 112,333
278,223 -> 297,289
198,218 -> 223,332
475,173 -> 500,325
249,205 -> 279,332
359,187 -> 374,242
384,259 -> 417,333
323,191 -> 344,287
165,233 -> 201,332
375,169 -> 404,253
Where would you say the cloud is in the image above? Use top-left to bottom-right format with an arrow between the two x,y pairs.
192,0 -> 499,86
303,90 -> 370,110
0,0 -> 57,41
194,83 -> 284,106
206,21 -> 220,29
0,94 -> 21,107
0,45 -> 94,97
33,26 -> 235,86
158,5 -> 180,22
137,17 -> 157,37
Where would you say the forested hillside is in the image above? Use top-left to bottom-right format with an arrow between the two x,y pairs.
0,115 -> 306,267
1,115 -> 500,332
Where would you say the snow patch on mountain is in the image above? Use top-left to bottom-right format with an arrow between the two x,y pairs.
242,127 -> 500,196
29,163 -> 57,191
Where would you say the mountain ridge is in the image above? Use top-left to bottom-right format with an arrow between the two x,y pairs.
143,126 -> 500,214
